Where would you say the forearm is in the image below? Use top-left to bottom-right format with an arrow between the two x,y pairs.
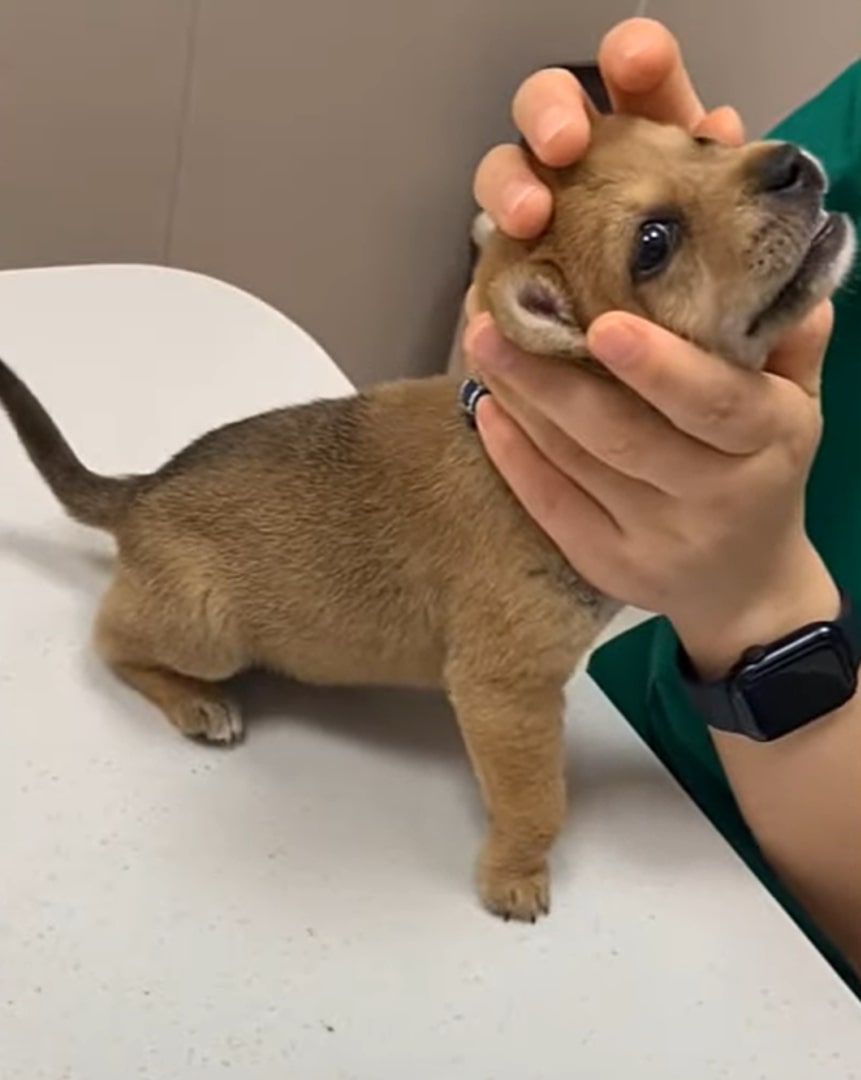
714,693 -> 861,971
674,545 -> 861,973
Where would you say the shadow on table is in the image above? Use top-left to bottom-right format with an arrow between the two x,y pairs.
234,671 -> 714,883
233,670 -> 465,763
0,526 -> 112,588
236,674 -> 692,827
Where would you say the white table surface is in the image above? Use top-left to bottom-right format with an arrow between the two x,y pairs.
1,265 -> 858,1080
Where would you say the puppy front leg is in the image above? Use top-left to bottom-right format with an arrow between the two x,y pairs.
448,676 -> 566,921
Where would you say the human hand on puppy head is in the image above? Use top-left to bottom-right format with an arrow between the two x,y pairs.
471,18 -> 745,247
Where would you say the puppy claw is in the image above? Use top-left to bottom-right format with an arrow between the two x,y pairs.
173,698 -> 244,745
480,862 -> 551,923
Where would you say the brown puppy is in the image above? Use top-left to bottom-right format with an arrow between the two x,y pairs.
0,115 -> 854,921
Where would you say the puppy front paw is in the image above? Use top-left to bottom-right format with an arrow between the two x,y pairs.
479,861 -> 550,923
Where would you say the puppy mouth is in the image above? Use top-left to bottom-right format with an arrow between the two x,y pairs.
747,211 -> 850,336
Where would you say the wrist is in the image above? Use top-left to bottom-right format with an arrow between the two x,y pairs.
672,541 -> 840,679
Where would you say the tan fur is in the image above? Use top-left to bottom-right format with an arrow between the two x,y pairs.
0,115 -> 854,921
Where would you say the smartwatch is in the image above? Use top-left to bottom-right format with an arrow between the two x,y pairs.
678,590 -> 861,741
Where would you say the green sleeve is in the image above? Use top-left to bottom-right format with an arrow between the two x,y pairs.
588,60 -> 861,996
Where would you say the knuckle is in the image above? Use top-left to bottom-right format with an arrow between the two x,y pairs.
574,382 -> 651,469
589,400 -> 643,464
772,402 -> 822,468
697,387 -> 743,432
596,431 -> 639,467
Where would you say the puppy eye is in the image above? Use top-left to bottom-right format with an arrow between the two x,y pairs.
632,220 -> 680,280
694,135 -> 718,146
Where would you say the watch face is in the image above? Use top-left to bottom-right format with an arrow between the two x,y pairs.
736,625 -> 857,740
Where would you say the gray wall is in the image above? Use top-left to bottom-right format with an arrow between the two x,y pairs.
0,2 -> 857,385
648,1 -> 860,136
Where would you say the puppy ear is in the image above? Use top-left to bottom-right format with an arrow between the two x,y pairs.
488,262 -> 587,358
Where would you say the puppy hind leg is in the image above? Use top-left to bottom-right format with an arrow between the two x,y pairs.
106,660 -> 243,744
94,576 -> 247,745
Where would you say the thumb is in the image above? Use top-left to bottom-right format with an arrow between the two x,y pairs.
765,300 -> 834,396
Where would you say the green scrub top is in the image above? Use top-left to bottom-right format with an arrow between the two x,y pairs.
588,61 -> 861,997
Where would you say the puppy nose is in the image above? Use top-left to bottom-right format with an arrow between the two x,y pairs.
756,143 -> 819,195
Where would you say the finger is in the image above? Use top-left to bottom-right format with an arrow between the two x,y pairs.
473,143 -> 552,239
474,394 -> 622,577
599,18 -> 705,129
485,375 -> 664,521
695,105 -> 745,147
467,317 -> 721,495
511,67 -> 591,167
586,313 -> 777,454
464,284 -> 480,321
766,300 -> 834,396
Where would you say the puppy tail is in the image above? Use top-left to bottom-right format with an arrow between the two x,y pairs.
0,357 -> 140,531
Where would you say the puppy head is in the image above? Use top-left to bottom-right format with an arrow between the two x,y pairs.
474,114 -> 856,369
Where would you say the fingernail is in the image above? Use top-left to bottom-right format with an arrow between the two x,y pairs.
589,318 -> 643,367
619,40 -> 649,64
473,391 -> 495,431
536,106 -> 576,150
503,180 -> 538,219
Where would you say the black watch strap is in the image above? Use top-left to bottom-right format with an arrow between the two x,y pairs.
678,590 -> 861,741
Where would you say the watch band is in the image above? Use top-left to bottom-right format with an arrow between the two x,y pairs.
678,589 -> 861,741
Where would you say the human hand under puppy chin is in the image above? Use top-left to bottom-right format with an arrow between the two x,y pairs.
463,16 -> 839,676
466,300 -> 840,681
